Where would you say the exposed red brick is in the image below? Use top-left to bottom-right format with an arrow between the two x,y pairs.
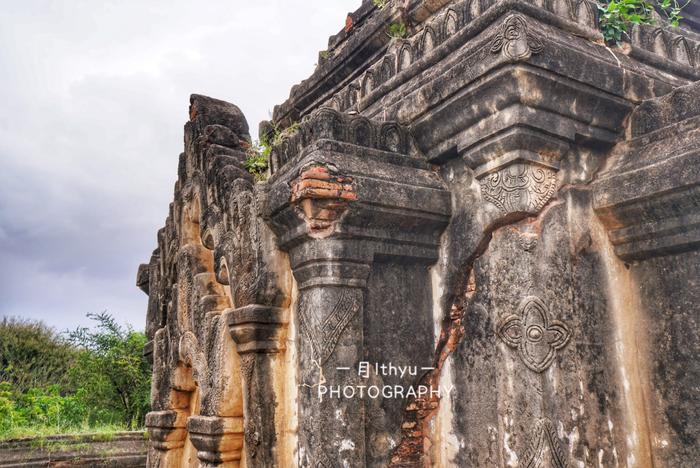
345,14 -> 354,33
389,269 -> 474,467
290,164 -> 357,236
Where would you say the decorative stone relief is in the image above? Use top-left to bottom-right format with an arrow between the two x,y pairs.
518,232 -> 539,252
521,418 -> 568,468
225,179 -> 263,306
316,451 -> 335,468
497,296 -> 571,373
178,331 -> 206,384
239,353 -> 261,459
488,14 -> 544,61
480,163 -> 558,216
298,288 -> 361,366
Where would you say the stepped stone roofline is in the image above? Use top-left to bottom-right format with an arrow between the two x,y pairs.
274,0 -> 700,128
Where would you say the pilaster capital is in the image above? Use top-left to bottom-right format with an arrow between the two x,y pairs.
187,415 -> 244,464
225,305 -> 289,354
145,410 -> 188,451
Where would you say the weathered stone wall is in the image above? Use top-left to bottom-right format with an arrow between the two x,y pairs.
139,1 -> 699,466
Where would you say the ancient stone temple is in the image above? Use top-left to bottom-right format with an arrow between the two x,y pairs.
137,1 -> 699,466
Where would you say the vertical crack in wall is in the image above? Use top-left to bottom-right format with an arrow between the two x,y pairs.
389,199 -> 564,467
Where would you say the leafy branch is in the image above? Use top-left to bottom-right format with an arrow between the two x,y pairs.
598,0 -> 691,44
387,21 -> 407,39
244,122 -> 300,181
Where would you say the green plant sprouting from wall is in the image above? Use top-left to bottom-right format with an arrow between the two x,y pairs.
373,0 -> 389,9
598,0 -> 691,44
387,21 -> 408,39
244,122 -> 300,181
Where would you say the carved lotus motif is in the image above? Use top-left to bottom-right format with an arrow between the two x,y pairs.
489,14 -> 544,60
497,296 -> 571,373
480,162 -> 558,215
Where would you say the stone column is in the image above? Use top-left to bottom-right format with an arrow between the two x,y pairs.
264,109 -> 451,466
227,304 -> 288,467
145,326 -> 193,468
290,251 -> 371,467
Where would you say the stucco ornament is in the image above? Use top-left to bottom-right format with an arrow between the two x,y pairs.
480,162 -> 558,215
497,296 -> 571,372
489,14 -> 544,60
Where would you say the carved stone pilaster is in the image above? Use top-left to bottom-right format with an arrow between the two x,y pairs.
227,305 -> 288,467
265,110 -> 450,467
187,415 -> 244,468
145,410 -> 188,467
594,81 -> 700,261
291,254 -> 370,468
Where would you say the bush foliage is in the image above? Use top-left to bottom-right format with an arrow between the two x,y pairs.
0,318 -> 77,393
244,122 -> 299,181
598,0 -> 691,43
0,313 -> 151,440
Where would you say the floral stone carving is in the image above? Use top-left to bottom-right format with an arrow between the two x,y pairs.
488,14 -> 544,61
497,296 -> 571,373
479,161 -> 558,216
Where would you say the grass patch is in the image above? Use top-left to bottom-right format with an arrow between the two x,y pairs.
1,423 -> 128,442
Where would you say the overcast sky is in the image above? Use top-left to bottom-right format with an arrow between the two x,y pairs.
0,0 -> 359,332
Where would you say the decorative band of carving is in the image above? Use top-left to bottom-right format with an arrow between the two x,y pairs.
522,417 -> 568,468
298,287 -> 362,366
477,151 -> 559,216
270,107 -> 415,174
297,276 -> 368,291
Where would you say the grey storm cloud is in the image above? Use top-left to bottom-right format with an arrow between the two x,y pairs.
0,0 -> 359,331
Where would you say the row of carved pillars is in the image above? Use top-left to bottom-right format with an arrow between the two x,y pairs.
148,202 -> 402,467
147,198 -> 289,468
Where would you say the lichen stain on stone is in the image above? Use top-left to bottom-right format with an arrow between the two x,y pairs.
590,214 -> 654,467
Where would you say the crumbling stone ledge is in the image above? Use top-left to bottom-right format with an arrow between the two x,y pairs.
0,432 -> 147,467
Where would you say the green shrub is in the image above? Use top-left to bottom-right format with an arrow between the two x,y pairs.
245,122 -> 299,181
387,21 -> 407,39
598,1 -> 690,44
0,313 -> 151,440
0,382 -> 22,432
0,318 -> 76,393
68,312 -> 151,430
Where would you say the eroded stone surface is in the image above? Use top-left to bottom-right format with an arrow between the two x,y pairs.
139,1 -> 699,466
